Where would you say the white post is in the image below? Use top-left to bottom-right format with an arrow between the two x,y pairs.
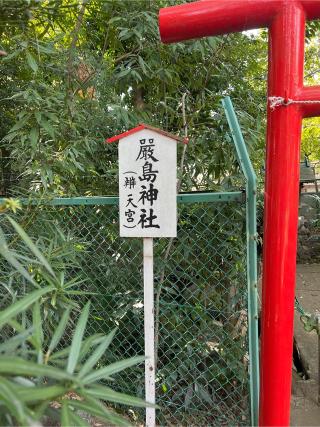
143,237 -> 156,427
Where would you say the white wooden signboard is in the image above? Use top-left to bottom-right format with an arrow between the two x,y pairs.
107,124 -> 182,427
119,128 -> 177,237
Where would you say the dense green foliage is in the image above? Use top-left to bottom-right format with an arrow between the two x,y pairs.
1,1 -> 320,196
0,0 -> 270,197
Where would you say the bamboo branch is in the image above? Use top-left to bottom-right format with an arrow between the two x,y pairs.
154,92 -> 189,368
66,0 -> 88,99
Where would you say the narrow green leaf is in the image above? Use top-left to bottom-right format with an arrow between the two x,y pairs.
32,400 -> 50,420
67,302 -> 90,374
0,227 -> 38,287
2,49 -> 21,61
35,43 -> 54,54
66,290 -> 98,296
12,376 -> 35,387
7,320 -> 38,349
61,401 -> 71,427
69,411 -> 90,427
48,307 -> 71,354
7,217 -> 56,278
17,385 -> 65,403
0,327 -> 33,354
8,114 -> 30,133
0,357 -> 75,381
26,51 -> 38,72
71,396 -> 130,427
0,286 -> 54,329
45,112 -> 59,122
0,377 -> 26,423
138,56 -> 148,74
78,328 -> 117,378
32,301 -> 43,363
50,333 -> 105,362
82,356 -> 145,384
41,117 -> 55,138
86,385 -> 157,408
29,127 -> 38,147
35,111 -> 42,125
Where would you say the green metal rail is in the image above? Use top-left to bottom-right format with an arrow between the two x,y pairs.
0,191 -> 244,206
222,96 -> 259,426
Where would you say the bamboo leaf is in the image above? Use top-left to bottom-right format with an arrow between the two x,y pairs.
26,51 -> 38,72
7,217 -> 56,278
40,117 -> 55,138
0,327 -> 33,354
78,328 -> 117,378
65,290 -> 98,296
0,227 -> 38,287
0,357 -> 75,381
50,333 -> 104,361
33,400 -> 50,420
12,376 -> 35,387
138,56 -> 147,74
67,302 -> 90,374
17,385 -> 65,403
32,301 -> 43,363
29,127 -> 38,147
47,307 -> 71,354
7,320 -> 38,349
86,385 -> 157,408
61,401 -> 71,427
0,287 -> 54,329
8,114 -> 30,133
0,377 -> 27,423
82,356 -> 145,384
71,396 -> 131,427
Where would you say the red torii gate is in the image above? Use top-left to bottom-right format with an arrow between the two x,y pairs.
159,1 -> 320,426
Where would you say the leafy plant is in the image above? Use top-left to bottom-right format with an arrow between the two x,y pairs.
0,207 -> 91,319
0,214 -> 152,426
0,294 -> 149,426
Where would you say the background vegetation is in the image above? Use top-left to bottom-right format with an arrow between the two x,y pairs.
1,1 -> 319,197
0,0 -> 268,197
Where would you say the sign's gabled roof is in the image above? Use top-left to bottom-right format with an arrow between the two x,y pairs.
106,123 -> 188,144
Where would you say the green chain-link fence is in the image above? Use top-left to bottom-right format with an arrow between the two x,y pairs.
0,191 -> 254,426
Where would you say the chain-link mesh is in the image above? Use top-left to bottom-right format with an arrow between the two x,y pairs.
0,195 -> 250,426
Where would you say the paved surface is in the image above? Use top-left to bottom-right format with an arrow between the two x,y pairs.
291,264 -> 320,426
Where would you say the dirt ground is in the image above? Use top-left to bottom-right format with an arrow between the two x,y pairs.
291,264 -> 320,426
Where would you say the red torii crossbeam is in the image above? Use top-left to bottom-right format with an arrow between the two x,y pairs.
159,1 -> 320,426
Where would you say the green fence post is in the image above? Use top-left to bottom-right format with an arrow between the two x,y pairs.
222,96 -> 259,427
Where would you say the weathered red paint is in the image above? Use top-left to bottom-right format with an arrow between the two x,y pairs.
106,123 -> 188,144
159,1 -> 320,426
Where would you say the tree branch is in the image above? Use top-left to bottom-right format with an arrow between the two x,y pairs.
66,0 -> 88,97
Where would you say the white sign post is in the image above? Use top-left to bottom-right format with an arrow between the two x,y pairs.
107,124 -> 184,427
143,236 -> 155,426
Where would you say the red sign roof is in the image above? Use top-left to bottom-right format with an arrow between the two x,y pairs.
106,123 -> 188,144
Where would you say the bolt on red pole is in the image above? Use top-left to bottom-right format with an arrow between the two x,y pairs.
159,1 -> 320,426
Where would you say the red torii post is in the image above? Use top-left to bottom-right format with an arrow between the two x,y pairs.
159,1 -> 320,426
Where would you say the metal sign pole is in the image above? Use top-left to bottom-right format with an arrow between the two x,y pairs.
143,237 -> 156,427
